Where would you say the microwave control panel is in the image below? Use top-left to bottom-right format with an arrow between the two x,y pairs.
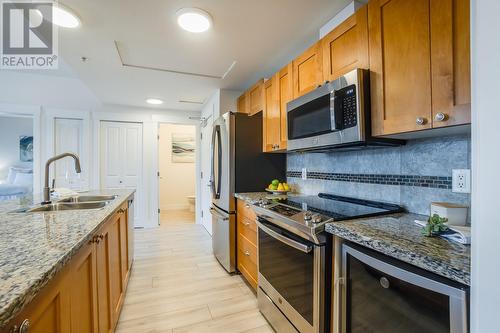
335,84 -> 357,129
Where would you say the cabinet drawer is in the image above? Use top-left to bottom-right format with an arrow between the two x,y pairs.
237,216 -> 257,246
237,233 -> 258,290
237,199 -> 257,222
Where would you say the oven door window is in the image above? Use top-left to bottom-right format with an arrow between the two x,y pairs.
258,223 -> 315,325
288,93 -> 332,140
346,254 -> 450,333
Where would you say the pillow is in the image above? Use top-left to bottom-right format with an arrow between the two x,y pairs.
7,167 -> 32,184
13,172 -> 33,186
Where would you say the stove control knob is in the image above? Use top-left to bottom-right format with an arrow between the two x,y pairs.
304,213 -> 312,221
312,215 -> 322,223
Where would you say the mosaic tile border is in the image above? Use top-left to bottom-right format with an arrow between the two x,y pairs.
287,171 -> 452,189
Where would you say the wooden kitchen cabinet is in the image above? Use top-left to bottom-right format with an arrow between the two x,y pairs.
369,0 -> 471,136
263,75 -> 280,152
248,79 -> 265,115
3,267 -> 72,333
292,41 -> 323,98
2,202 -> 132,333
236,199 -> 258,290
322,4 -> 369,81
263,63 -> 293,152
70,240 -> 99,333
278,64 -> 292,150
237,93 -> 248,114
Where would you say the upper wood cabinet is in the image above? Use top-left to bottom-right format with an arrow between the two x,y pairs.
248,79 -> 265,115
278,64 -> 293,150
263,76 -> 280,152
292,42 -> 323,98
237,93 -> 248,114
369,0 -> 471,136
322,5 -> 369,81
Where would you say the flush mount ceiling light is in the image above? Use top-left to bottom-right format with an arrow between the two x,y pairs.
146,98 -> 164,105
34,3 -> 81,28
176,8 -> 212,33
52,4 -> 81,28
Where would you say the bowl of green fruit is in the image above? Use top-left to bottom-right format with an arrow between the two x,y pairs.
265,179 -> 291,195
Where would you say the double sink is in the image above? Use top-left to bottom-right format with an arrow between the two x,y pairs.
14,195 -> 117,213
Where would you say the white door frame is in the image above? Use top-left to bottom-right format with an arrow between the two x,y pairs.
0,103 -> 42,194
151,115 -> 200,226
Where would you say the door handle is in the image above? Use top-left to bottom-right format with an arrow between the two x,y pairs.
257,221 -> 312,253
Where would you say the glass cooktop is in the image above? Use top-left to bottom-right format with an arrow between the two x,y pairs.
267,193 -> 403,221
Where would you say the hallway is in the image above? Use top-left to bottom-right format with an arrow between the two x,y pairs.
115,220 -> 273,332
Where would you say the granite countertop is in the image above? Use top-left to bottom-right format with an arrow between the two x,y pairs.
0,189 -> 135,328
326,213 -> 471,286
235,192 -> 289,204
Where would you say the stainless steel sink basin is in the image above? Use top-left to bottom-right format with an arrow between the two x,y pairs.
57,195 -> 117,203
13,201 -> 109,213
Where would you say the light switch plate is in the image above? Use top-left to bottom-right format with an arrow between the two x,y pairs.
302,168 -> 307,180
452,169 -> 471,193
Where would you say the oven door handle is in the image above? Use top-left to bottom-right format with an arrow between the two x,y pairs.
257,221 -> 312,253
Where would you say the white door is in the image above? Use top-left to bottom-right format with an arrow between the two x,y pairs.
100,121 -> 143,224
54,118 -> 85,190
200,117 -> 213,234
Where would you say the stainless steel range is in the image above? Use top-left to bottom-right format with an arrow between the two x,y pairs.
253,194 -> 403,333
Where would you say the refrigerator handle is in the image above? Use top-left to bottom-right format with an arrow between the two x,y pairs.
211,125 -> 222,199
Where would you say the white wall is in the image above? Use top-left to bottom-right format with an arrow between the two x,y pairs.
158,123 -> 196,211
0,116 -> 34,179
470,0 -> 500,331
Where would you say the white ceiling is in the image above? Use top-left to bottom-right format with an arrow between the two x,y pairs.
58,0 -> 351,111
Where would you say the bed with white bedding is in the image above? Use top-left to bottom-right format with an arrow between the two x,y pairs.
0,167 -> 33,201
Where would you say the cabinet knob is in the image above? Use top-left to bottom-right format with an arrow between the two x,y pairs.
244,250 -> 250,256
243,221 -> 250,226
19,319 -> 30,333
416,117 -> 427,125
434,112 -> 448,122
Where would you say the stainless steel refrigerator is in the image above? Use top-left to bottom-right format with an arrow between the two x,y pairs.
210,111 -> 285,273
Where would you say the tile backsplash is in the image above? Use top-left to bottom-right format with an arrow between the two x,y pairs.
287,135 -> 471,218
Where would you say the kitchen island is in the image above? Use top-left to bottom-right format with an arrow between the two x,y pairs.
0,189 -> 134,331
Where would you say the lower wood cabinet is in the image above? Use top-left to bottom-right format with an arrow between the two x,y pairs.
2,202 -> 132,333
236,199 -> 258,290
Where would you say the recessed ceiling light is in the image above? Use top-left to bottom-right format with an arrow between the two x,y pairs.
176,8 -> 212,33
146,98 -> 164,105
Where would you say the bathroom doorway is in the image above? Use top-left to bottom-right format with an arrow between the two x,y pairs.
157,123 -> 197,225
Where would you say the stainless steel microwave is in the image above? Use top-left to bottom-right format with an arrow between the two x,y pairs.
286,68 -> 403,152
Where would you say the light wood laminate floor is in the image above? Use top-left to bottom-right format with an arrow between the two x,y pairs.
116,217 -> 273,333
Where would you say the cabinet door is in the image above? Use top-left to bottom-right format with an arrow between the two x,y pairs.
278,63 -> 293,150
237,93 -> 248,114
292,42 -> 323,98
70,241 -> 99,333
369,0 -> 433,135
322,5 -> 369,81
5,268 -> 71,333
96,224 -> 113,333
430,0 -> 471,127
263,76 -> 280,152
118,206 -> 130,287
107,214 -> 124,327
248,79 -> 265,115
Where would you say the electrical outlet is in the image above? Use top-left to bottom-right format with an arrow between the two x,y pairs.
302,168 -> 307,180
452,169 -> 471,193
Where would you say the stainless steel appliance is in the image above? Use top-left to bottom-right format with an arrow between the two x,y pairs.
253,194 -> 403,333
338,243 -> 469,333
210,112 -> 285,273
286,68 -> 403,152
